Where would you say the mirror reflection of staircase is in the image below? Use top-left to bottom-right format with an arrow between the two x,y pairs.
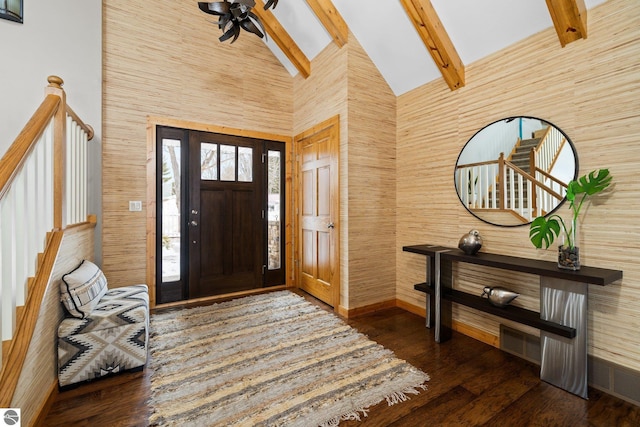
457,125 -> 568,224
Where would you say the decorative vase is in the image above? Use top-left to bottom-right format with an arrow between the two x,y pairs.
558,218 -> 580,270
458,230 -> 483,255
481,286 -> 519,307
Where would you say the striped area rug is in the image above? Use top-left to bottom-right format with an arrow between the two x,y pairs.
147,291 -> 429,426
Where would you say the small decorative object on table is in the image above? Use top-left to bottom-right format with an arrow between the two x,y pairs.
458,229 -> 483,255
529,168 -> 613,271
481,286 -> 519,307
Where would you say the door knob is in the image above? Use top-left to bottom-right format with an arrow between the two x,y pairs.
327,222 -> 335,229
190,220 -> 198,227
191,209 -> 199,215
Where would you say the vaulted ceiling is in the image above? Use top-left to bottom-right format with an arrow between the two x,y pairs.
242,0 -> 607,95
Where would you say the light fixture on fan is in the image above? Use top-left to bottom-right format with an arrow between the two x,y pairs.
198,0 -> 279,44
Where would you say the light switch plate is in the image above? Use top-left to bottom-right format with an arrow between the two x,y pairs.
129,201 -> 142,212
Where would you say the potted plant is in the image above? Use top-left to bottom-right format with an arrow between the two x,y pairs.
529,168 -> 613,270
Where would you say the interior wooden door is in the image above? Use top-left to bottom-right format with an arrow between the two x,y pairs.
188,131 -> 263,298
295,117 -> 340,308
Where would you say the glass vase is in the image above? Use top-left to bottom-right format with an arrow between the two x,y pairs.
558,218 -> 580,270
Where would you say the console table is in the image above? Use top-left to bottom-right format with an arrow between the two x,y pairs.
403,244 -> 623,399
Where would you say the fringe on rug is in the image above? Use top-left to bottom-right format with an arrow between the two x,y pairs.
385,383 -> 429,405
319,382 -> 429,427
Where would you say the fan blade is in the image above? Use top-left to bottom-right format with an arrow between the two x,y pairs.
198,2 -> 230,15
247,12 -> 267,39
219,24 -> 240,43
264,0 -> 278,10
240,18 -> 264,38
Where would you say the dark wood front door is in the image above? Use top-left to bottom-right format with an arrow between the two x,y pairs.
188,132 -> 264,298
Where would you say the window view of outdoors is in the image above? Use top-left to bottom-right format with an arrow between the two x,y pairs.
162,139 -> 181,282
267,150 -> 281,270
162,139 -> 280,281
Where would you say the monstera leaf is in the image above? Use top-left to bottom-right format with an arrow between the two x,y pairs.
529,168 -> 613,250
529,216 -> 562,249
567,168 -> 612,208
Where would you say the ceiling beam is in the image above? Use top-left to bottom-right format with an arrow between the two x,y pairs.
546,0 -> 587,47
305,0 -> 349,47
400,0 -> 465,91
253,0 -> 311,78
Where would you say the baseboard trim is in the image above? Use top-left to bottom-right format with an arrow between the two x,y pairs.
339,299 -> 397,318
32,379 -> 58,427
396,299 -> 499,347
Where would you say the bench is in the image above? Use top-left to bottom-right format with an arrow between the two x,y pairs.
57,260 -> 149,388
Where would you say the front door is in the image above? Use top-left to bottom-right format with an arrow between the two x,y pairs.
156,126 -> 286,303
188,131 -> 263,298
295,116 -> 340,308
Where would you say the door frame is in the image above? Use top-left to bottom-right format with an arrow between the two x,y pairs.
293,115 -> 341,310
146,116 -> 293,308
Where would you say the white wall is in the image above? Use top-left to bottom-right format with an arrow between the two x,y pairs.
0,0 -> 102,261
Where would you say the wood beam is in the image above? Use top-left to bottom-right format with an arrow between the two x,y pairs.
253,0 -> 311,78
400,0 -> 465,91
546,0 -> 587,47
305,0 -> 348,47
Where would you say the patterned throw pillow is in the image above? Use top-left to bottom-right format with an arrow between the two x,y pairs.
60,260 -> 108,318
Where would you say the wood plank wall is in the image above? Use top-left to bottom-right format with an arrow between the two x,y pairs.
12,226 -> 95,426
346,37 -> 397,309
102,1 -> 293,286
396,0 -> 640,371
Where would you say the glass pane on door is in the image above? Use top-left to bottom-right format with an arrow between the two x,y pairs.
220,145 -> 236,181
238,146 -> 253,182
267,150 -> 281,270
162,138 -> 181,282
201,143 -> 218,180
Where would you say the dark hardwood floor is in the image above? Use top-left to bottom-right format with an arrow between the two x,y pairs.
44,290 -> 640,426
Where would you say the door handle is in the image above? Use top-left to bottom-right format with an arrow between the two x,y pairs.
190,220 -> 198,227
327,222 -> 335,229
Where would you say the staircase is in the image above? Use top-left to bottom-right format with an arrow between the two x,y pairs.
457,126 -> 567,222
0,76 -> 94,414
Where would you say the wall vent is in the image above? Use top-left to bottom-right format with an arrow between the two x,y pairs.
500,324 -> 640,406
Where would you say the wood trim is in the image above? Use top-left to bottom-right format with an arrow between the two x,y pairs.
145,121 -> 157,307
305,0 -> 348,47
396,299 -> 500,347
51,84 -> 66,231
146,116 -> 293,309
399,0 -> 465,91
253,0 -> 311,78
0,95 -> 60,200
546,0 -> 588,47
452,320 -> 500,348
63,215 -> 98,235
396,298 -> 426,318
293,115 -> 340,141
340,299 -> 397,319
0,231 -> 64,407
146,116 -> 291,144
32,380 -> 58,427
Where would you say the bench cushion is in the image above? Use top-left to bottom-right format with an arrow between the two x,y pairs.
58,284 -> 149,337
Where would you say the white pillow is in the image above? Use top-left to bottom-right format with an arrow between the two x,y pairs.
60,260 -> 108,318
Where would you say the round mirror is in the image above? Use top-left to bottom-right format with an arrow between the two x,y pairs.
454,116 -> 578,227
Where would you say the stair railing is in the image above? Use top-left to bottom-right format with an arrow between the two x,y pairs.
0,76 -> 93,375
456,153 -> 564,222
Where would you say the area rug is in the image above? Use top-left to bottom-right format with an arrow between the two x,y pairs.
147,291 -> 429,426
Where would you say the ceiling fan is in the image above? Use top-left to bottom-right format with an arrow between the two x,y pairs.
198,0 -> 279,43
